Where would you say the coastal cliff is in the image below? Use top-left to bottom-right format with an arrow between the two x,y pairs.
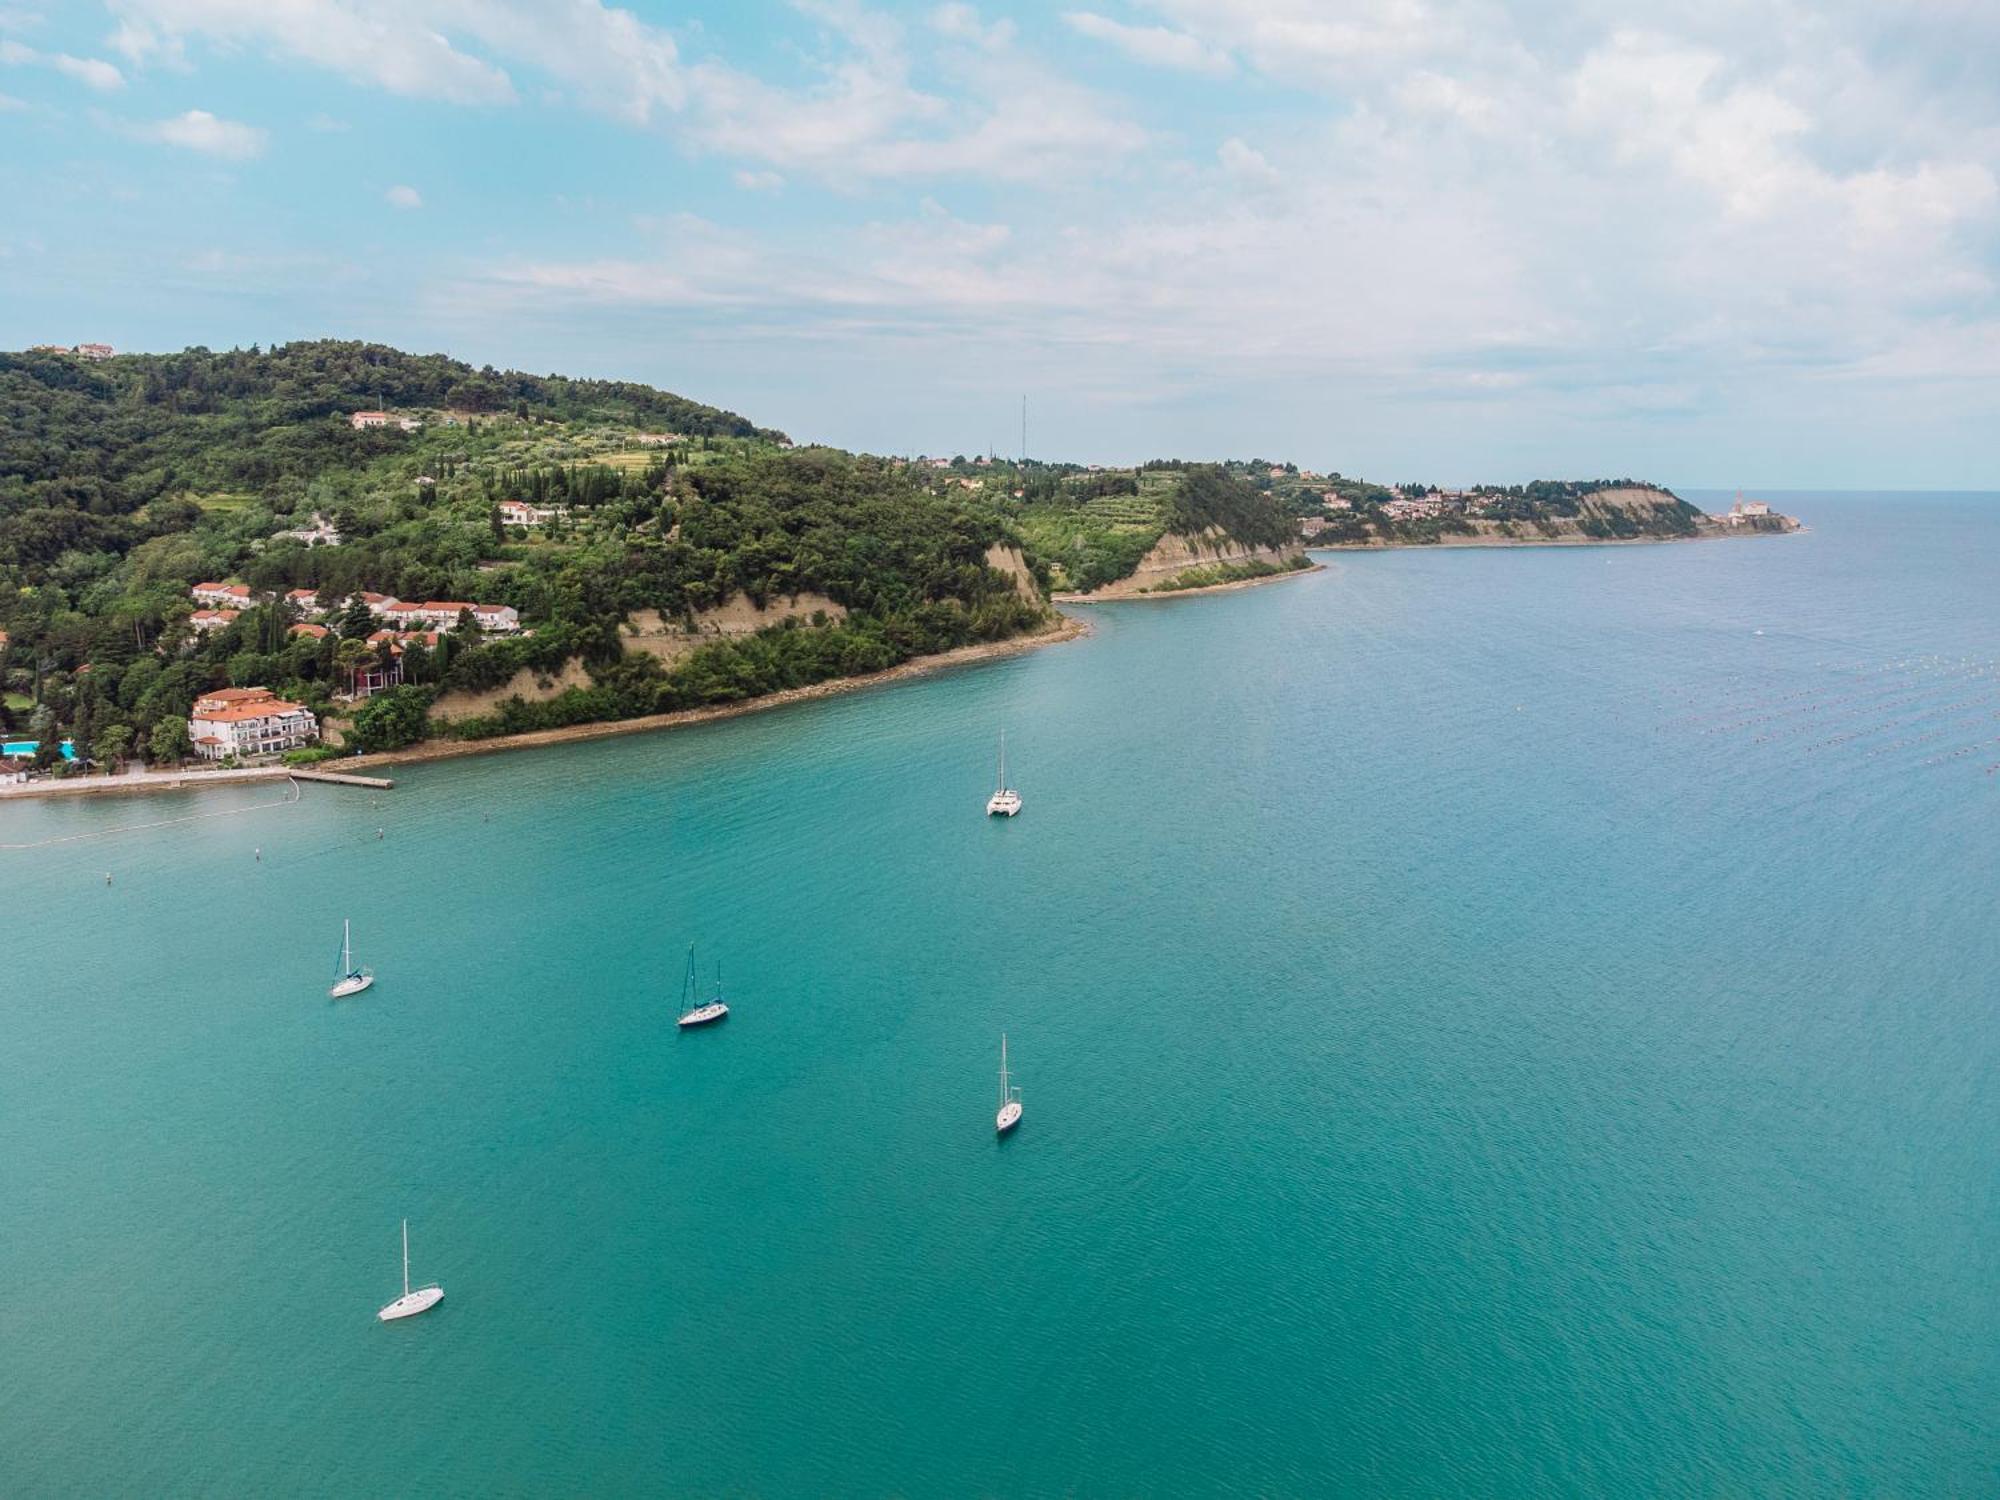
1054,527 -> 1309,599
1305,483 -> 1801,548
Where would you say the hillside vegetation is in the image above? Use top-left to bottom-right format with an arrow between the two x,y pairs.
0,341 -> 1765,770
997,461 -> 1299,591
0,343 -> 1047,762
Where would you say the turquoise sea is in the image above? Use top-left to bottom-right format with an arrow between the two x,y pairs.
2,492 -> 1995,1496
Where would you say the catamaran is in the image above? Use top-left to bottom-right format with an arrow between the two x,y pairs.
329,919 -> 373,998
996,1033 -> 1023,1134
986,729 -> 1023,817
677,943 -> 729,1029
376,1218 -> 443,1322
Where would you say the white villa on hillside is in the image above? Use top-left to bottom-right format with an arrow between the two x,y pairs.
191,581 -> 252,607
498,499 -> 568,528
384,600 -> 520,632
190,688 -> 316,760
189,608 -> 241,632
275,512 -> 342,546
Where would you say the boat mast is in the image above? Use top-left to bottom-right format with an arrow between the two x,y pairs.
999,1033 -> 1009,1107
401,1218 -> 410,1299
342,919 -> 353,975
998,730 -> 1007,792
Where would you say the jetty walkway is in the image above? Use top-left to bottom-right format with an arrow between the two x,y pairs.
0,764 -> 394,803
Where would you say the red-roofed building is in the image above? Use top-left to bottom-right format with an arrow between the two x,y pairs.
192,582 -> 252,606
349,410 -> 391,430
190,689 -> 316,760
290,622 -> 330,640
189,608 -> 242,632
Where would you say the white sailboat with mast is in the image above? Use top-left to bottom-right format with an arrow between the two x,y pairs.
986,729 -> 1022,817
676,943 -> 729,1029
996,1033 -> 1022,1134
329,919 -> 373,998
376,1217 -> 443,1321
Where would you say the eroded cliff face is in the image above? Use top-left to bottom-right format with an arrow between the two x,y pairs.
1315,486 -> 1800,548
1061,527 -> 1301,598
984,542 -> 1043,603
429,658 -> 594,722
621,592 -> 850,664
428,551 -> 1045,725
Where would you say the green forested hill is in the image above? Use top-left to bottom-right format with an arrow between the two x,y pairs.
0,344 -> 1046,762
0,339 -> 775,541
0,340 -> 1720,771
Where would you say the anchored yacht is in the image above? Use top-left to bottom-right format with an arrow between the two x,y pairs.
376,1218 -> 443,1322
677,943 -> 729,1029
986,730 -> 1022,817
329,919 -> 373,999
996,1033 -> 1023,1134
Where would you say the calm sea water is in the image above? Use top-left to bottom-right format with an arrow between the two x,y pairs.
2,492 -> 1995,1496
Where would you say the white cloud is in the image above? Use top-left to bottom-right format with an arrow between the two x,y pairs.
0,89 -> 24,110
132,107 -> 266,159
0,38 -> 125,89
1132,0 -> 1438,78
1217,136 -> 1278,187
683,14 -> 1143,185
733,169 -> 784,192
104,0 -> 692,119
1061,12 -> 1233,76
930,3 -> 1015,51
385,183 -> 422,209
106,0 -> 1143,186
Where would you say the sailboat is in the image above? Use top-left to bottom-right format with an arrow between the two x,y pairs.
995,1033 -> 1023,1134
329,919 -> 373,998
985,729 -> 1023,817
376,1217 -> 443,1322
676,943 -> 729,1029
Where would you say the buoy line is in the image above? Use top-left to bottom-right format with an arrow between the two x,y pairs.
0,778 -> 303,850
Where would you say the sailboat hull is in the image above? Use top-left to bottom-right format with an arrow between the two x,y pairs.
677,1002 -> 729,1028
329,973 -> 374,999
996,1100 -> 1022,1133
986,792 -> 1022,816
377,1285 -> 443,1321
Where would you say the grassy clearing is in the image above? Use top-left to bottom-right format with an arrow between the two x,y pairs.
187,491 -> 258,513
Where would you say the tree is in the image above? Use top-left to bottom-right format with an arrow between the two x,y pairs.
95,722 -> 132,773
338,597 -> 376,640
347,684 -> 430,752
152,714 -> 192,766
334,637 -> 375,696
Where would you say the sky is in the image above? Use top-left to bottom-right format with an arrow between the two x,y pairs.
1,1 -> 1996,488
